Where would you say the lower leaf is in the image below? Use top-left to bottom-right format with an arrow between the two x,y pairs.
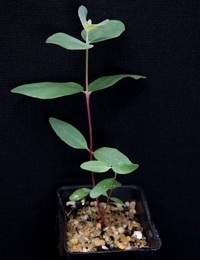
69,188 -> 91,201
90,178 -> 121,198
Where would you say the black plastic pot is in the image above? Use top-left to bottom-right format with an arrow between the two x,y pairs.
56,185 -> 162,259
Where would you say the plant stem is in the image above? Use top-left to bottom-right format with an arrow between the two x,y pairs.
85,46 -> 96,187
85,33 -> 105,228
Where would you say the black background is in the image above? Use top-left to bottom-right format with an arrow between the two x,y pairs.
1,1 -> 199,259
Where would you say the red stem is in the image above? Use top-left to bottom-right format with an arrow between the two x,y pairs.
85,45 -> 105,228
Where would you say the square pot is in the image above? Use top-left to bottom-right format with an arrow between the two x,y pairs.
56,184 -> 162,259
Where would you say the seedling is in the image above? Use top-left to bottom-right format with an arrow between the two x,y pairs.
11,5 -> 146,228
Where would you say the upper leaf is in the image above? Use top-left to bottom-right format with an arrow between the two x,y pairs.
49,117 -> 88,150
81,20 -> 125,43
89,74 -> 146,92
94,147 -> 132,166
11,82 -> 83,99
94,147 -> 139,174
46,33 -> 93,50
112,162 -> 139,174
78,5 -> 109,31
78,5 -> 88,29
80,160 -> 111,173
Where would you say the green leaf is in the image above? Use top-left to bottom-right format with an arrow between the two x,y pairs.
81,20 -> 125,43
94,147 -> 139,174
78,5 -> 88,29
69,188 -> 91,201
112,162 -> 139,174
11,82 -> 83,99
110,197 -> 124,205
49,117 -> 88,150
90,178 -> 121,198
94,147 -> 131,166
89,74 -> 146,92
46,33 -> 93,50
80,160 -> 111,172
78,5 -> 109,31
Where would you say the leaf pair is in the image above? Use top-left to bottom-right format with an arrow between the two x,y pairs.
79,5 -> 125,44
48,118 -> 138,174
69,178 -> 122,201
81,147 -> 139,174
45,5 -> 125,51
10,74 -> 146,99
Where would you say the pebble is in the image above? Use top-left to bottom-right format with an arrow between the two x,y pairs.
118,227 -> 125,234
133,231 -> 143,239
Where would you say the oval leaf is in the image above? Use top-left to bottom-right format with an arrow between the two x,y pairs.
110,197 -> 124,205
49,117 -> 88,150
80,160 -> 111,173
94,147 -> 132,166
81,20 -> 125,43
11,82 -> 83,99
69,188 -> 91,201
78,5 -> 88,29
112,162 -> 139,174
90,178 -> 121,199
94,147 -> 139,174
89,74 -> 146,92
46,33 -> 93,50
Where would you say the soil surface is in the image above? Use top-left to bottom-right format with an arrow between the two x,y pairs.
65,199 -> 149,252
